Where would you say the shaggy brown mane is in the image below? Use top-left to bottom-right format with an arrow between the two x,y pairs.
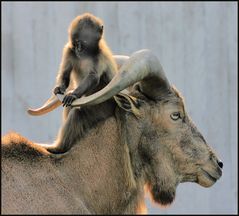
1,132 -> 50,161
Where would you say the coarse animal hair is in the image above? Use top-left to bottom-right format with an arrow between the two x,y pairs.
2,49 -> 223,214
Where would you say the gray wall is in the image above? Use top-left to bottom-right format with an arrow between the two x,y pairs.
2,2 -> 237,214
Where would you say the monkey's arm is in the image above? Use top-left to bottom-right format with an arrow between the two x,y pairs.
62,70 -> 100,107
54,48 -> 73,95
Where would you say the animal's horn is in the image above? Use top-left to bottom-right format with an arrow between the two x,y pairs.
27,94 -> 62,116
27,55 -> 129,116
114,55 -> 130,69
71,49 -> 171,107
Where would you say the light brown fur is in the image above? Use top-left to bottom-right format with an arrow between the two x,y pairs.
2,86 -> 222,214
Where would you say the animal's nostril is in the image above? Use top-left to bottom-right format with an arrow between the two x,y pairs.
218,161 -> 223,169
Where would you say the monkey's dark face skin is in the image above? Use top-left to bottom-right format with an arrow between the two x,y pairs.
70,18 -> 103,58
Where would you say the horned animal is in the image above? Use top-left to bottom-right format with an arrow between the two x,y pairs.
2,50 -> 223,214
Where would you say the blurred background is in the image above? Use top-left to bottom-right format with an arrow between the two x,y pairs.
2,2 -> 237,214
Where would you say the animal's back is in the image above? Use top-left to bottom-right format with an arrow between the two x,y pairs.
1,117 -> 135,214
1,132 -> 91,214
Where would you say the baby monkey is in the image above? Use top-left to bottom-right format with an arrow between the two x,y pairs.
54,13 -> 117,109
43,13 -> 117,153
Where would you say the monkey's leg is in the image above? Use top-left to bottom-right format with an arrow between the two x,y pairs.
62,106 -> 72,123
46,108 -> 82,154
46,100 -> 116,154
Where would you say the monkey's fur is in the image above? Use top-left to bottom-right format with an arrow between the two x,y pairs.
48,13 -> 117,153
54,13 -> 117,108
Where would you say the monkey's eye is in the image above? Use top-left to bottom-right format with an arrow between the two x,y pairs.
170,112 -> 181,121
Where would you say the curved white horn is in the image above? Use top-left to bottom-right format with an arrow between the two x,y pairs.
71,49 -> 170,107
27,94 -> 62,116
27,55 -> 129,116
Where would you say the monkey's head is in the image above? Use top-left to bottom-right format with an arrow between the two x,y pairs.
68,13 -> 104,57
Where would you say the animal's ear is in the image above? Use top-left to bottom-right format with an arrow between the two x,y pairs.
114,93 -> 141,118
99,25 -> 103,34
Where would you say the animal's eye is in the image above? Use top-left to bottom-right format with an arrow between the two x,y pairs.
170,112 -> 181,121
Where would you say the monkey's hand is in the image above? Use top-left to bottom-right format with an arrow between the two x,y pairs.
53,86 -> 66,95
62,93 -> 78,107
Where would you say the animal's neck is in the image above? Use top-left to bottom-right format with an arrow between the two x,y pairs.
115,108 -> 146,178
54,111 -> 146,214
115,108 -> 147,213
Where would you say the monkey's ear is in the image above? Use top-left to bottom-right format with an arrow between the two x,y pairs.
114,93 -> 141,118
100,25 -> 103,33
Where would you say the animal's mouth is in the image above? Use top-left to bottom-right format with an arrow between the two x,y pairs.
75,46 -> 82,57
74,41 -> 87,57
201,169 -> 218,182
198,167 -> 222,187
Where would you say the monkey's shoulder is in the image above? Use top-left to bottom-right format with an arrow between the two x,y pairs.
98,50 -> 117,74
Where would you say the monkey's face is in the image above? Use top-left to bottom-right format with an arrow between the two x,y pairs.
70,18 -> 103,58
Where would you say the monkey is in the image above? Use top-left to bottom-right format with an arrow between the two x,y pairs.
45,13 -> 117,153
54,13 -> 117,111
